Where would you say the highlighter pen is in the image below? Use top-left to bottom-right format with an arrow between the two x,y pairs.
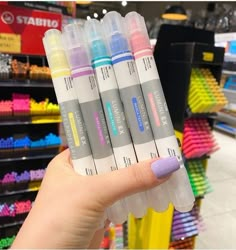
103,11 -> 170,212
125,12 -> 195,212
43,29 -> 96,176
84,19 -> 147,218
62,24 -> 127,224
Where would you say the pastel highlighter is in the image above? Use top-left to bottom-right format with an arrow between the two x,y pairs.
182,119 -> 219,159
103,12 -> 168,213
125,11 -> 194,212
30,98 -> 59,115
169,237 -> 194,249
12,93 -> 30,116
188,68 -> 228,113
84,19 -> 147,218
186,160 -> 212,197
0,235 -> 16,249
62,24 -> 128,224
0,100 -> 12,116
171,203 -> 204,241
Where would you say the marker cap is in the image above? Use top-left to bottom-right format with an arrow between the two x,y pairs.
43,29 -> 69,72
84,19 -> 108,60
125,12 -> 151,53
43,29 -> 64,54
62,24 -> 90,69
103,11 -> 130,56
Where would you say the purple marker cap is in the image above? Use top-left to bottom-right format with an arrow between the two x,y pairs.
62,23 -> 91,69
66,47 -> 89,69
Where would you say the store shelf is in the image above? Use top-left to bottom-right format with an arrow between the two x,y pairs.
183,155 -> 210,162
185,108 -> 216,119
222,70 -> 236,76
214,122 -> 236,137
0,115 -> 61,126
0,81 -> 53,88
0,187 -> 40,197
0,154 -> 56,163
0,221 -> 24,229
215,32 -> 236,43
214,111 -> 236,126
224,53 -> 236,62
222,89 -> 236,104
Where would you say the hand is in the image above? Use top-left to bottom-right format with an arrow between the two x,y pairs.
11,149 -> 180,249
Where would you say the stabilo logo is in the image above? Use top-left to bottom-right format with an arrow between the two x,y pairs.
1,11 -> 14,24
1,11 -> 59,28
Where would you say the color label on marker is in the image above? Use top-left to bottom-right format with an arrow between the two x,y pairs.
68,112 -> 80,147
132,97 -> 144,132
80,100 -> 113,159
148,92 -> 160,127
120,85 -> 153,145
106,102 -> 118,136
112,53 -> 139,89
93,57 -> 111,69
102,89 -> 132,147
94,111 -> 106,145
59,100 -> 91,160
142,79 -> 174,139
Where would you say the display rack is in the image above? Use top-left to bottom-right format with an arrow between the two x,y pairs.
0,53 -> 62,249
150,24 -> 225,249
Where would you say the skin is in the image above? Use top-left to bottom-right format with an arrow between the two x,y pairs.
11,149 -> 172,249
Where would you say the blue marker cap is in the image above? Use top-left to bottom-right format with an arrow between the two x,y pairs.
84,19 -> 108,60
103,11 -> 130,56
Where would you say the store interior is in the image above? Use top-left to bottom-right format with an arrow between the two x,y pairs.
0,1 -> 236,249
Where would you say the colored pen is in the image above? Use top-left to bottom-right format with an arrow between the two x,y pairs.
103,11 -> 170,212
62,24 -> 127,224
43,29 -> 96,176
84,19 -> 147,218
125,12 -> 195,212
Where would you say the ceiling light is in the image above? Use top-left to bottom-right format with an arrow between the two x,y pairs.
121,1 -> 127,7
87,15 -> 91,20
102,9 -> 107,14
94,12 -> 98,18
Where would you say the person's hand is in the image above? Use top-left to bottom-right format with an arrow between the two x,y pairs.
11,149 -> 180,249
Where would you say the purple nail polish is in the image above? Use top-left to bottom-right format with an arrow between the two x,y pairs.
151,157 -> 180,179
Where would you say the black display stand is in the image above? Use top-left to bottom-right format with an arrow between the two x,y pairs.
154,24 -> 224,132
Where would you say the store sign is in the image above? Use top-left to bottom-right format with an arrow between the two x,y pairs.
0,33 -> 21,53
0,5 -> 62,55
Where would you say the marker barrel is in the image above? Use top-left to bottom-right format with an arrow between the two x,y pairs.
43,29 -> 96,176
96,58 -> 149,217
125,11 -> 194,212
63,24 -> 128,224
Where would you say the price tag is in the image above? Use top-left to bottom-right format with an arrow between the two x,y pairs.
202,52 -> 214,62
0,33 -> 21,53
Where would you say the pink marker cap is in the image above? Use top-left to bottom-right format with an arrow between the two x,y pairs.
125,11 -> 151,53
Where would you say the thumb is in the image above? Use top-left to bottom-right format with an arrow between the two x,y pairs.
94,157 -> 180,206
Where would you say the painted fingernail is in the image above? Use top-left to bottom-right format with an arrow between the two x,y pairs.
151,157 -> 180,179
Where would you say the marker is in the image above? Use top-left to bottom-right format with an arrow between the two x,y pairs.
62,24 -> 127,224
84,19 -> 147,218
125,12 -> 195,212
43,29 -> 96,176
103,11 -> 170,212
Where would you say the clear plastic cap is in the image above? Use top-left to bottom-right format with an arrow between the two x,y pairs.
62,23 -> 91,69
43,29 -> 69,72
102,11 -> 130,56
84,19 -> 108,60
125,11 -> 151,53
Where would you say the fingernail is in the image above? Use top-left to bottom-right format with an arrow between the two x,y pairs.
151,157 -> 180,179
